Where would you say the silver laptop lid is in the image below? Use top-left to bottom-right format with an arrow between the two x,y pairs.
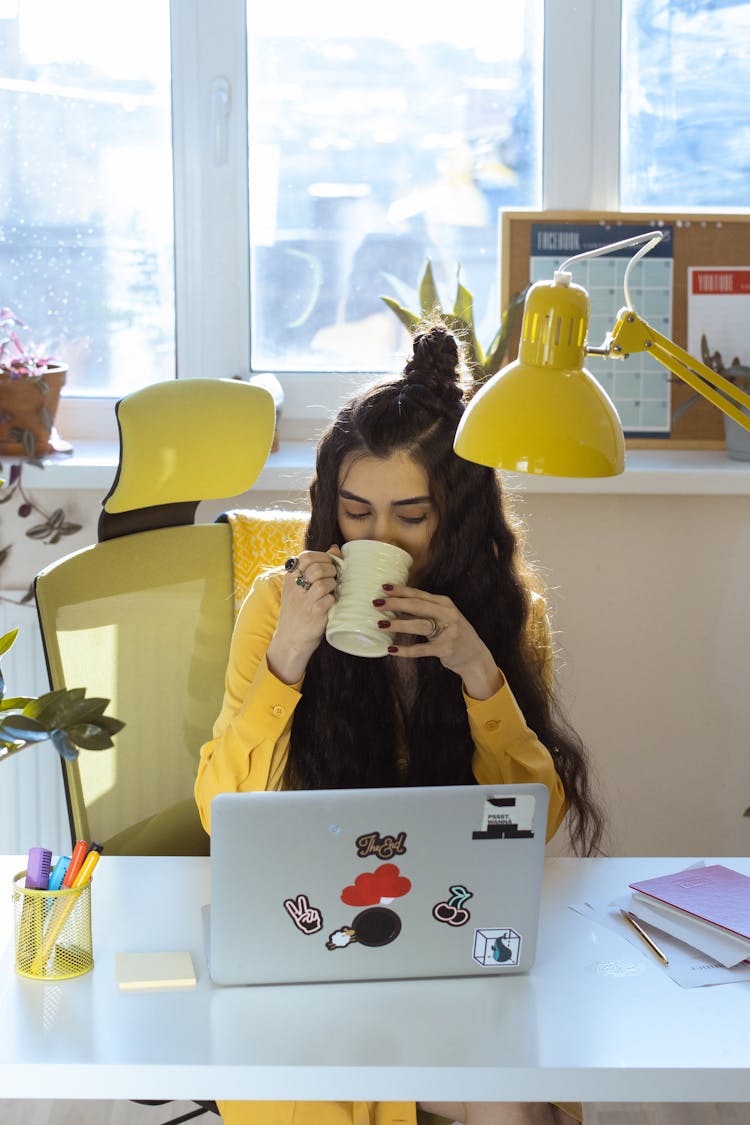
209,782 -> 549,986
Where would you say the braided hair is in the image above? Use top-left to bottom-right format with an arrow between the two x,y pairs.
285,323 -> 604,855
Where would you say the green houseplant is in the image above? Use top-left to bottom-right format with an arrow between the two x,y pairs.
381,260 -> 527,390
0,627 -> 124,764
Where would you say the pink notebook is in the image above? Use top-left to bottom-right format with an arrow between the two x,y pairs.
629,864 -> 750,941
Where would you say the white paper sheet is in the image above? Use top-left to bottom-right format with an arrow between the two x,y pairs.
569,894 -> 750,988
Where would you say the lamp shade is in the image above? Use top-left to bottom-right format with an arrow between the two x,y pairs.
454,279 -> 625,477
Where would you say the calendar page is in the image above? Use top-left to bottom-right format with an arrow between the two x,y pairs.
530,222 -> 675,436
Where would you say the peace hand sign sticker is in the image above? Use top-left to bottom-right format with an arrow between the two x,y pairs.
283,893 -> 324,935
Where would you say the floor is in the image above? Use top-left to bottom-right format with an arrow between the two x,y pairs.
1,1105 -> 750,1125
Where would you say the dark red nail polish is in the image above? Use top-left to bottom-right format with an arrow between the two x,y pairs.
377,620 -> 390,629
372,598 -> 386,607
382,583 -> 394,591
387,645 -> 398,654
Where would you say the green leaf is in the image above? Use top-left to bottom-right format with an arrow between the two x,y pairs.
418,260 -> 441,316
0,714 -> 49,742
380,271 -> 418,310
0,696 -> 34,711
66,723 -> 117,751
482,286 -> 528,379
93,714 -> 126,735
453,277 -> 474,324
0,628 -> 18,657
379,297 -> 420,333
23,687 -> 80,722
33,690 -> 111,730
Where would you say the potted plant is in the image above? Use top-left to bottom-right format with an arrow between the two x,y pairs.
381,260 -> 527,391
0,627 -> 123,764
670,334 -> 750,461
701,337 -> 750,462
0,308 -> 71,458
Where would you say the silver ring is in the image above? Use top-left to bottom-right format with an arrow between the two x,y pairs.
284,557 -> 299,573
296,573 -> 313,591
426,618 -> 447,640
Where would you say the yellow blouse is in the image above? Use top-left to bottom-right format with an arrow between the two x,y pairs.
194,569 -> 567,841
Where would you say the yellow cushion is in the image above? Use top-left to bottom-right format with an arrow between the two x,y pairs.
224,508 -> 308,615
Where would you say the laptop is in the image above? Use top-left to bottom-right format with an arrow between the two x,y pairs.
208,782 -> 549,986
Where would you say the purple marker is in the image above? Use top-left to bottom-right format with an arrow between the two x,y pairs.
25,847 -> 52,890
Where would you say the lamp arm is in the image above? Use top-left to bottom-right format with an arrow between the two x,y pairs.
599,310 -> 750,433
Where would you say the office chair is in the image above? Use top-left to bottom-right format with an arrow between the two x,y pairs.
33,379 -> 306,1125
33,377 -> 280,858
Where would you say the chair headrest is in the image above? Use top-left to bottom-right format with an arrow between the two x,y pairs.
103,379 -> 276,515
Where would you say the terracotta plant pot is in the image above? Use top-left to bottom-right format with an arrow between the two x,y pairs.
0,364 -> 71,457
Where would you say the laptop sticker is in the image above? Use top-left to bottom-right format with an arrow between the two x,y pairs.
326,906 -> 402,950
355,831 -> 407,860
473,927 -> 522,967
283,893 -> 324,935
340,862 -> 411,906
432,884 -> 473,927
472,795 -> 536,840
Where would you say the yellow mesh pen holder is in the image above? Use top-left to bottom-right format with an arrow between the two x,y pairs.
12,870 -> 94,980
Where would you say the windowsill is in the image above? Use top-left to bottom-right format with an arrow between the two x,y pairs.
23,441 -> 750,496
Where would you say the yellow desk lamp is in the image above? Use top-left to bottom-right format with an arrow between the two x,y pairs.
454,230 -> 750,477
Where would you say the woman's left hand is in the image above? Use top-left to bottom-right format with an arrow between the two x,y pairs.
373,585 -> 504,701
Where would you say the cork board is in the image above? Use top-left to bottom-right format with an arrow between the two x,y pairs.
500,210 -> 750,448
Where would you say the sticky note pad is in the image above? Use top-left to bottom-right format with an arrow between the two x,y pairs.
116,951 -> 196,991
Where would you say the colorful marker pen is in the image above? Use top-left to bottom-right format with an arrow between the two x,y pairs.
62,840 -> 89,888
24,846 -> 52,890
72,843 -> 103,888
48,855 -> 71,891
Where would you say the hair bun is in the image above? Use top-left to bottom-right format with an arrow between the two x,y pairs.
402,324 -> 465,409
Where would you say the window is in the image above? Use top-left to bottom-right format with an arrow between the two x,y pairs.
621,0 -> 750,207
1,0 -> 749,437
0,0 -> 173,396
246,1 -> 544,372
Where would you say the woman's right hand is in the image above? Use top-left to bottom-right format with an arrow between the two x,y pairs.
266,547 -> 341,685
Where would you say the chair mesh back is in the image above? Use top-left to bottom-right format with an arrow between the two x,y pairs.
35,524 -> 235,854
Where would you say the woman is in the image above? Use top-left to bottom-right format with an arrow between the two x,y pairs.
196,323 -> 603,1125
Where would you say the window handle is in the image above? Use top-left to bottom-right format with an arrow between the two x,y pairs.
210,76 -> 231,166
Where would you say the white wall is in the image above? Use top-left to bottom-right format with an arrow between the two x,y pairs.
517,490 -> 750,858
3,477 -> 749,859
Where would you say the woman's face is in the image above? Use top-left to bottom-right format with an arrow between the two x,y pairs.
336,451 -> 438,580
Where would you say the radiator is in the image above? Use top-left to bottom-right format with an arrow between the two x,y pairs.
0,596 -> 70,856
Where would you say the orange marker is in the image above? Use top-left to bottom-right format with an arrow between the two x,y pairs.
62,840 -> 89,888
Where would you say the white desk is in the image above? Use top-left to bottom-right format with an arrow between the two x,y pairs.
2,856 -> 749,1103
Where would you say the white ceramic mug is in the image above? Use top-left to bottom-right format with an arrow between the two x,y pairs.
325,539 -> 413,657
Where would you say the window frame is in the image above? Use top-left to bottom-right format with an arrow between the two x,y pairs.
61,0 -> 625,445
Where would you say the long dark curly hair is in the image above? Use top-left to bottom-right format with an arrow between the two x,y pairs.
285,323 -> 604,855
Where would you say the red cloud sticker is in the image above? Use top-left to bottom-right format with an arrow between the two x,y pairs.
341,863 -> 412,907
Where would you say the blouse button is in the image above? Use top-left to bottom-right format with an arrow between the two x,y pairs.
271,704 -> 286,718
484,719 -> 500,732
